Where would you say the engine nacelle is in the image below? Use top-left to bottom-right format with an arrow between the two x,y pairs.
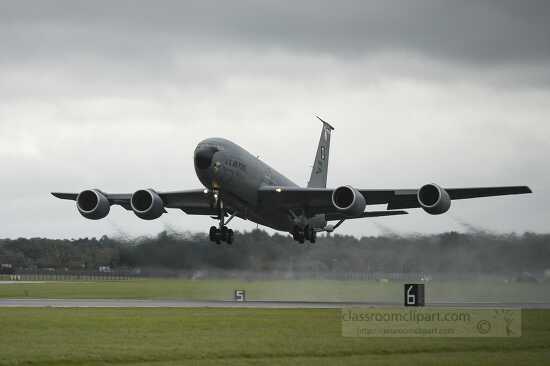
130,189 -> 164,220
331,185 -> 366,216
76,189 -> 110,220
417,183 -> 451,215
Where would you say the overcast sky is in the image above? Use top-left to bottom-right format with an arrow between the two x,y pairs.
1,0 -> 548,238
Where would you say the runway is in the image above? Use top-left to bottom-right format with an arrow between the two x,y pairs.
1,299 -> 550,309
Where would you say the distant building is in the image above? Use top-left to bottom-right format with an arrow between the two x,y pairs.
98,266 -> 111,273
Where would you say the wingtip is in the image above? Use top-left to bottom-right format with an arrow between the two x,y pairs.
517,186 -> 533,194
51,192 -> 78,200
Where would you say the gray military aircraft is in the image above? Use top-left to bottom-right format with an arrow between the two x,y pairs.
53,118 -> 531,244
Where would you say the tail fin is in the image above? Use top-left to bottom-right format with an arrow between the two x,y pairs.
307,116 -> 335,188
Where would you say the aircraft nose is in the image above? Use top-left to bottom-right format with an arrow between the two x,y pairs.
194,146 -> 218,170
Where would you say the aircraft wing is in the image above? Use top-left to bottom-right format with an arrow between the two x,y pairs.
381,186 -> 532,209
52,189 -> 218,215
258,185 -> 532,214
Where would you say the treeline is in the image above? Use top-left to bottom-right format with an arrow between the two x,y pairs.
1,230 -> 549,274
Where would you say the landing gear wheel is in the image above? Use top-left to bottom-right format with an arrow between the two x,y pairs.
209,226 -> 222,244
292,227 -> 305,243
303,226 -> 316,243
209,224 -> 234,245
209,226 -> 217,242
220,226 -> 228,242
216,227 -> 222,244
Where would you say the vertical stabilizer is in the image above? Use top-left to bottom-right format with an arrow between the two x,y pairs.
307,116 -> 335,188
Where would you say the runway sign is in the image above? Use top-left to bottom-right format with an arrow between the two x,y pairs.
234,290 -> 246,302
404,284 -> 425,307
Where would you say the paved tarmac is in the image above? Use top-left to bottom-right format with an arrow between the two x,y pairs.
1,299 -> 549,308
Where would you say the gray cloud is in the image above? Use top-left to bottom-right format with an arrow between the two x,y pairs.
1,1 -> 550,65
1,0 -> 549,98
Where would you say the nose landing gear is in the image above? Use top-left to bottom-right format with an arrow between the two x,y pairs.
208,194 -> 235,245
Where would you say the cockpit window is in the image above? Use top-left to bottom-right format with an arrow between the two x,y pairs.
195,146 -> 218,170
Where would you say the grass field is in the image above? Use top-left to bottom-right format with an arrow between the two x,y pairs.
2,278 -> 550,303
2,279 -> 550,365
0,308 -> 549,365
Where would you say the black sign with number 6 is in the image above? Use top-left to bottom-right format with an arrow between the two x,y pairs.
404,284 -> 425,307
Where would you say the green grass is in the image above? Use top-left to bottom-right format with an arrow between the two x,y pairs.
0,308 -> 549,365
2,278 -> 550,303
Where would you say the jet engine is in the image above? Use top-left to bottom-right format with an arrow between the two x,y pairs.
76,189 -> 110,220
331,185 -> 366,216
131,189 -> 164,220
417,183 -> 451,215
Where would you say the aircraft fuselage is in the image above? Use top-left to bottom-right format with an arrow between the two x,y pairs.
194,138 -> 320,231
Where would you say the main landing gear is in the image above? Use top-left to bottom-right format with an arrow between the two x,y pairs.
292,226 -> 316,244
209,225 -> 234,245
